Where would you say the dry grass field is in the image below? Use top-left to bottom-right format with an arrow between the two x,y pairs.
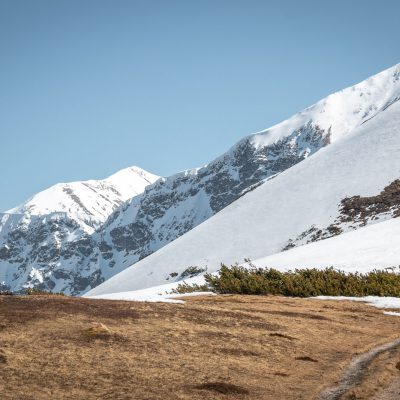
1,294 -> 400,400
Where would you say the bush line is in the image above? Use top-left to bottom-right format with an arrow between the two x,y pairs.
173,264 -> 400,297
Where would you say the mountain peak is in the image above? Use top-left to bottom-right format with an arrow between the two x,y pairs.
5,166 -> 159,228
248,63 -> 400,150
105,166 -> 160,188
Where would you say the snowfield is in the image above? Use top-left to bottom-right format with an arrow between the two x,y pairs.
249,62 -> 400,148
315,296 -> 400,310
249,218 -> 400,273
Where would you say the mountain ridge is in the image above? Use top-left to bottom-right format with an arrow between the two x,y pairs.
86,85 -> 400,297
90,63 -> 400,285
5,166 -> 159,230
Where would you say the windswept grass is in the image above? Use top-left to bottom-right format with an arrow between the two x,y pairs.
25,288 -> 65,296
82,323 -> 111,338
2,294 -> 400,399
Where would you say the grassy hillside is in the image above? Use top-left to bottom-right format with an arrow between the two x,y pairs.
1,294 -> 400,399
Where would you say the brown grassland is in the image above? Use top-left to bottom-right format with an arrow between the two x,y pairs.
1,294 -> 400,399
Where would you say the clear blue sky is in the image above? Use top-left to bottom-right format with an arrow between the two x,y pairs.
1,0 -> 399,212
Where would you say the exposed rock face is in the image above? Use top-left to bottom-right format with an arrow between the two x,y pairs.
283,179 -> 400,250
0,212 -> 104,294
101,122 -> 331,267
339,179 -> 400,223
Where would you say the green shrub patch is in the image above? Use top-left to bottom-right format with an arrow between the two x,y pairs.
174,264 -> 400,297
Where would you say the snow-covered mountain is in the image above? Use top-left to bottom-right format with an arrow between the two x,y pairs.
0,167 -> 159,293
7,166 -> 159,230
86,66 -> 400,297
83,64 -> 400,289
2,63 -> 400,295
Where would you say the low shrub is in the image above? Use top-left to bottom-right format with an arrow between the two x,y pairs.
25,288 -> 65,296
179,264 -> 400,297
180,266 -> 207,279
171,282 -> 211,294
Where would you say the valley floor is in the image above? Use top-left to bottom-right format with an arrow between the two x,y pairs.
1,294 -> 400,399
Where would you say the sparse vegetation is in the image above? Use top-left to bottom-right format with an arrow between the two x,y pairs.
284,179 -> 400,250
194,381 -> 250,395
339,179 -> 400,223
25,288 -> 65,296
175,264 -> 400,297
326,224 -> 343,236
171,282 -> 210,294
179,266 -> 207,279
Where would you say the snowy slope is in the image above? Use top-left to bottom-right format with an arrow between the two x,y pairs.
86,276 -> 212,304
86,96 -> 400,297
249,218 -> 400,273
86,64 -> 400,287
6,166 -> 159,229
249,62 -> 400,147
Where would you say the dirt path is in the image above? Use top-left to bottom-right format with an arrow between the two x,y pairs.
317,339 -> 400,400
